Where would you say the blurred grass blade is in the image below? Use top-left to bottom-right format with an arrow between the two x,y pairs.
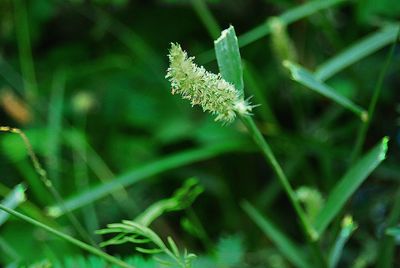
191,0 -> 221,39
214,25 -> 244,97
46,69 -> 66,188
328,215 -> 357,268
239,0 -> 347,47
198,0 -> 347,64
283,60 -> 367,121
386,227 -> 400,236
376,186 -> 400,268
241,201 -> 311,268
313,137 -> 388,235
13,0 -> 38,100
47,141 -> 247,216
0,184 -> 26,226
0,204 -> 135,268
243,61 -> 279,128
315,24 -> 399,81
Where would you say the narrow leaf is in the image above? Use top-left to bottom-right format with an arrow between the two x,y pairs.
238,0 -> 347,47
313,137 -> 388,235
214,25 -> 244,97
167,236 -> 180,258
135,247 -> 164,255
47,141 -> 245,216
315,24 -> 399,81
241,201 -> 311,268
283,60 -> 367,121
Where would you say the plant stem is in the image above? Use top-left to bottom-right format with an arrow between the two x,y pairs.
191,0 -> 221,39
0,126 -> 96,246
13,0 -> 38,101
240,115 -> 327,267
240,116 -> 314,237
0,204 -> 135,268
350,25 -> 400,163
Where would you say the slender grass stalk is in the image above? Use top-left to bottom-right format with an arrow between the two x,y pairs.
46,69 -> 66,189
239,117 -> 327,268
197,0 -> 348,63
185,207 -> 214,252
47,140 -> 247,215
376,186 -> 400,268
191,0 -> 221,39
0,237 -> 20,262
242,62 -> 280,130
239,116 -> 317,241
350,26 -> 400,163
315,24 -> 399,81
242,201 -> 312,268
0,204 -> 135,268
13,0 -> 37,101
0,126 -> 96,246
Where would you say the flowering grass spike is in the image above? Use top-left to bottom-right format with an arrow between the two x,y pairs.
166,43 -> 252,124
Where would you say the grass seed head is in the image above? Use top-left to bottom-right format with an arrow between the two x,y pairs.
166,43 -> 252,124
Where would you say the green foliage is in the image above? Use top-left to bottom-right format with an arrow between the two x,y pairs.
0,0 -> 399,267
97,179 -> 201,267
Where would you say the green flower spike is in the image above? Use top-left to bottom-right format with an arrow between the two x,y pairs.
166,43 -> 252,124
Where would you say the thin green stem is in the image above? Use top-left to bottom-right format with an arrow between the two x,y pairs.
0,126 -> 96,246
0,204 -> 135,268
240,116 -> 327,267
239,116 -> 316,240
376,186 -> 400,268
191,0 -> 221,39
186,208 -> 214,252
13,0 -> 38,101
350,25 -> 400,163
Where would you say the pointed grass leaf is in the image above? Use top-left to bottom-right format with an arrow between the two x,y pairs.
241,201 -> 311,268
167,236 -> 180,258
214,25 -> 244,97
313,137 -> 388,236
315,24 -> 399,81
47,141 -> 246,216
283,60 -> 367,121
236,0 -> 347,48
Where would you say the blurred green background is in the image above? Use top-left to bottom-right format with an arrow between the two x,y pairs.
0,0 -> 399,267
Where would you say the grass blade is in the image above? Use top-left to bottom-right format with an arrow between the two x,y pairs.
46,69 -> 66,188
198,0 -> 348,63
315,24 -> 399,81
283,60 -> 367,121
350,25 -> 399,163
313,137 -> 388,235
241,201 -> 311,268
0,184 -> 26,226
13,0 -> 38,101
214,25 -> 244,97
376,187 -> 400,268
0,204 -> 135,268
191,0 -> 221,39
47,141 -> 247,216
239,0 -> 347,47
